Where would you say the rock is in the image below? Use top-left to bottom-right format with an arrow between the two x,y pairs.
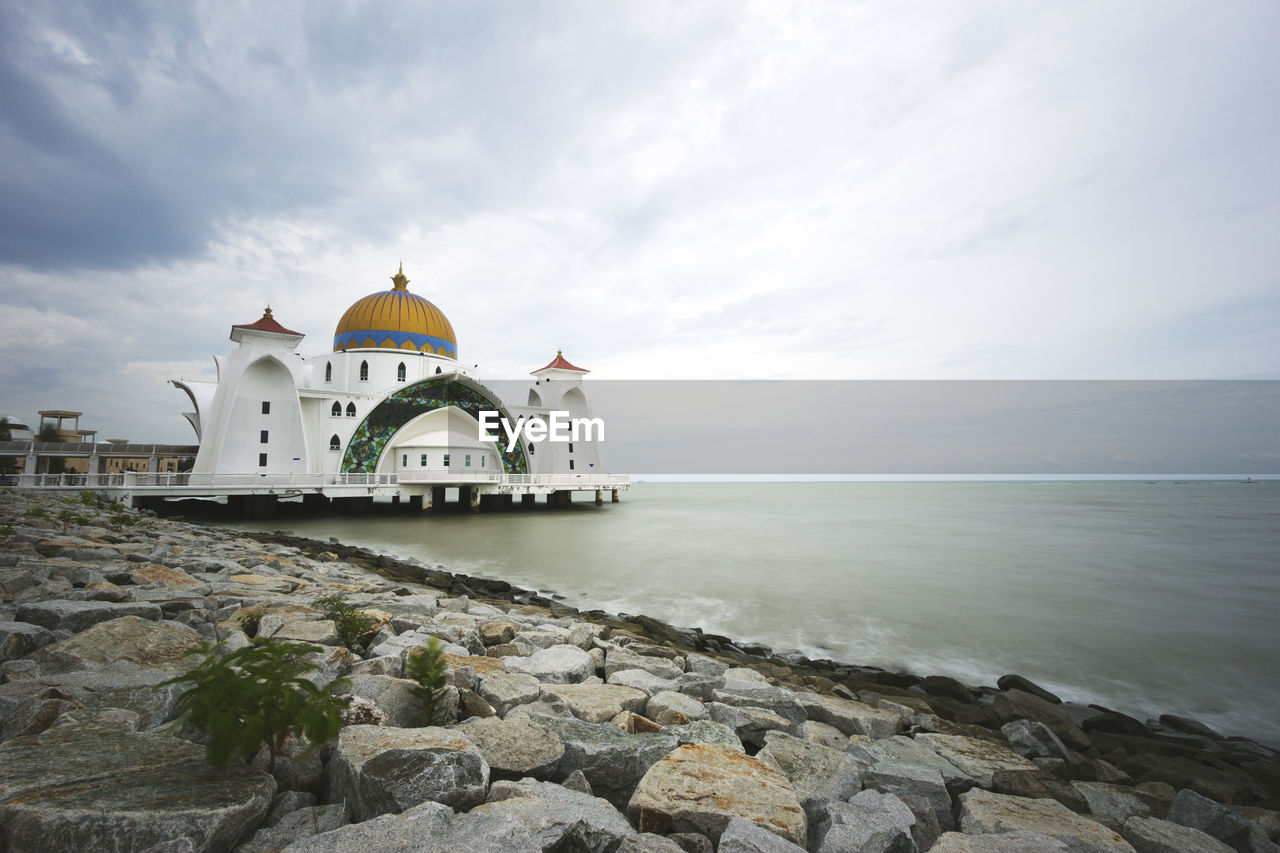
850,735 -> 973,796
532,715 -> 680,809
609,668 -> 680,695
796,690 -> 902,739
1232,807 -> 1280,845
958,789 -> 1136,852
627,744 -> 807,847
1073,782 -> 1161,828
274,620 -> 341,645
474,778 -> 638,852
326,725 -> 490,820
605,648 -> 684,680
30,615 -> 203,673
1122,816 -> 1235,853
920,675 -> 978,703
265,790 -> 319,827
1165,788 -> 1278,853
276,799 -> 539,852
813,789 -> 918,853
614,711 -> 666,734
454,715 -> 564,780
864,758 -> 955,834
914,733 -> 1040,787
712,683 -> 806,725
991,769 -> 1091,814
1157,715 -> 1223,740
502,644 -> 595,683
10,663 -> 184,729
706,702 -> 797,748
663,719 -> 745,752
478,672 -> 543,716
756,731 -> 865,815
131,564 -> 201,587
563,768 -> 594,795
618,834 -> 689,853
1003,718 -> 1074,761
717,816 -> 808,852
0,621 -> 55,661
998,674 -> 1063,704
481,621 -> 517,645
686,654 -> 730,677
0,724 -> 274,853
668,832 -> 714,853
646,690 -> 710,726
992,690 -> 1093,753
795,720 -> 850,751
543,682 -> 649,723
1119,755 -> 1265,809
15,599 -> 163,632
345,673 -> 456,727
929,832 -> 1071,851
675,673 -> 726,701
235,802 -> 350,853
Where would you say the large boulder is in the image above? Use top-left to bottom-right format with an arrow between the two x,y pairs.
0,621 -> 55,661
712,684 -> 806,726
605,649 -> 684,681
627,744 -> 807,847
472,778 -> 637,853
851,735 -> 973,796
706,702 -> 797,748
530,715 -> 680,809
15,600 -> 163,632
542,683 -> 649,723
958,789 -> 1136,852
1122,816 -> 1234,853
1073,782 -> 1161,828
864,758 -> 955,834
796,691 -> 902,739
477,672 -> 543,716
0,724 -> 274,853
812,789 -> 917,853
30,615 -> 204,673
502,645 -> 595,684
717,817 -> 808,852
277,799 -> 539,852
344,674 -> 458,727
914,733 -> 1040,788
1165,789 -> 1278,853
453,715 -> 565,780
930,832 -> 1071,851
646,690 -> 710,726
1002,719 -> 1073,761
755,731 -> 865,816
991,690 -> 1092,753
325,725 -> 489,820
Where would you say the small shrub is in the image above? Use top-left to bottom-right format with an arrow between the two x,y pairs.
25,507 -> 48,520
54,508 -> 89,534
0,523 -> 13,541
162,640 -> 348,771
313,595 -> 376,653
406,637 -> 449,725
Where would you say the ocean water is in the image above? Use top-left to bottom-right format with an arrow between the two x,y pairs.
232,480 -> 1280,744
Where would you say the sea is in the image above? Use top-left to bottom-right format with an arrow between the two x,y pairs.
230,479 -> 1280,746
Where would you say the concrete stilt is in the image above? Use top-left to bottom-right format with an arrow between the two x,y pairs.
595,489 -> 603,506
468,487 -> 481,514
521,493 -> 536,507
409,494 -> 423,511
611,489 -> 620,503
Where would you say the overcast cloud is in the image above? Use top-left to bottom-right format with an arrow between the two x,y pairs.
1,1 -> 1278,445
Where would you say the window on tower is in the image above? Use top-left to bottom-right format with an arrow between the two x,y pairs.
346,402 -> 356,417
360,361 -> 369,381
329,435 -> 340,451
397,362 -> 406,382
331,402 -> 341,417
325,362 -> 332,382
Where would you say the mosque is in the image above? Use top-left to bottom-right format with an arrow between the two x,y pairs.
169,265 -> 624,511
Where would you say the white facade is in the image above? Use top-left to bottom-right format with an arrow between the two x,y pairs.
170,270 -> 611,497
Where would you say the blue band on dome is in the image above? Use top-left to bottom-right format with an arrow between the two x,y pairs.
333,330 -> 457,357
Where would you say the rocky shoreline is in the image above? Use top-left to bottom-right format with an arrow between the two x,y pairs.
2,488 -> 1278,853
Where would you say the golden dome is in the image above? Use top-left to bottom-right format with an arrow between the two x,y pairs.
332,265 -> 457,357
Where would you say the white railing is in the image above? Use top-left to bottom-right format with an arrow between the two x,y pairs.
9,470 -> 630,491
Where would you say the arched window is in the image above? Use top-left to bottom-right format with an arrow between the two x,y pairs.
329,435 -> 340,451
435,366 -> 442,375
359,360 -> 369,381
330,402 -> 341,417
325,362 -> 332,382
397,362 -> 406,382
346,402 -> 356,417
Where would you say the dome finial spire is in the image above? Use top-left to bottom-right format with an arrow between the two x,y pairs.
391,263 -> 410,291
264,305 -> 273,318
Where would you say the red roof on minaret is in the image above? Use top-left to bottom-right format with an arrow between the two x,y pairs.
233,306 -> 301,336
533,350 -> 589,373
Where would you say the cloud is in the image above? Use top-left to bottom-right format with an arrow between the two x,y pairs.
1,1 -> 1278,443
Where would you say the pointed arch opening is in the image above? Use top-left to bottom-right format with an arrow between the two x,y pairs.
329,434 -> 341,451
330,402 -> 342,417
397,362 -> 406,382
346,402 -> 357,417
359,360 -> 369,381
325,361 -> 332,382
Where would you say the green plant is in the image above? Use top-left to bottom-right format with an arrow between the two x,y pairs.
313,595 -> 376,653
162,640 -> 348,771
406,637 -> 449,725
54,508 -> 88,534
25,506 -> 48,520
0,523 -> 13,541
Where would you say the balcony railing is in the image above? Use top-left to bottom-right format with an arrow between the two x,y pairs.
7,470 -> 630,490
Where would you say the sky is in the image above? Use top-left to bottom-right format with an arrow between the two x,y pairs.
1,1 -> 1278,445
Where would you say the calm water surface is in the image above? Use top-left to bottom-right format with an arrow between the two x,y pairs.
232,481 -> 1280,744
